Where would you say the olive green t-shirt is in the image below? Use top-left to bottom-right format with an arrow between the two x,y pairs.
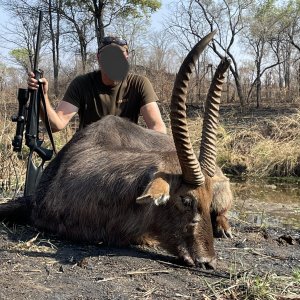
62,70 -> 158,128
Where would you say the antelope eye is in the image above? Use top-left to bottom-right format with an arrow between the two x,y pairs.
180,196 -> 193,207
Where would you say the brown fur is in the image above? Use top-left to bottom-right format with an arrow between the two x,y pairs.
0,115 -> 220,269
33,116 -> 216,268
211,166 -> 233,238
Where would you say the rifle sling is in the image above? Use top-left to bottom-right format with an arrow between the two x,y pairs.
38,84 -> 57,155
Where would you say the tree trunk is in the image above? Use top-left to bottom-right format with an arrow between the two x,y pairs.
256,78 -> 261,108
92,0 -> 105,50
230,67 -> 245,108
284,43 -> 291,97
80,43 -> 87,73
298,63 -> 300,97
48,0 -> 60,97
236,79 -> 245,108
256,62 -> 261,108
278,63 -> 283,89
226,68 -> 230,103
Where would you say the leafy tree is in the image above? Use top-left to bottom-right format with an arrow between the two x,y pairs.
0,0 -> 42,70
83,0 -> 161,50
57,2 -> 95,73
9,48 -> 31,71
276,0 -> 300,97
282,0 -> 300,52
243,0 -> 285,107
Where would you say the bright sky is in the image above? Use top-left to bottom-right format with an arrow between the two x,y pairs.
150,0 -> 172,30
0,5 -> 10,60
0,1 -> 171,64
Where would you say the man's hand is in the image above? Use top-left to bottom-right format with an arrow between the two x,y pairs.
27,71 -> 49,95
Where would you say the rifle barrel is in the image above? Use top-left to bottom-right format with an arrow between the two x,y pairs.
34,10 -> 43,71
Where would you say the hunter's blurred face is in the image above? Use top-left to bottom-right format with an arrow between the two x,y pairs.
98,44 -> 129,82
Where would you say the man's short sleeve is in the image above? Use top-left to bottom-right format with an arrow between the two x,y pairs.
139,76 -> 159,106
62,76 -> 83,108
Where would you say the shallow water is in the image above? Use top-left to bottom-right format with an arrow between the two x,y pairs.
230,177 -> 300,229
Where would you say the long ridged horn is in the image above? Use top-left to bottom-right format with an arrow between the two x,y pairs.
171,31 -> 216,186
199,58 -> 231,177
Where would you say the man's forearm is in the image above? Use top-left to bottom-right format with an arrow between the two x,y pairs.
152,122 -> 167,134
39,94 -> 64,132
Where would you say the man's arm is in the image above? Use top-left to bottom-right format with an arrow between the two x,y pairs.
28,72 -> 78,132
140,102 -> 167,134
41,98 -> 78,132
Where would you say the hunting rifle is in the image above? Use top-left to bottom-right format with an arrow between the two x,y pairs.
12,10 -> 56,197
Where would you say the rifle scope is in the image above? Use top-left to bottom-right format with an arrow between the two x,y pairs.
12,88 -> 29,152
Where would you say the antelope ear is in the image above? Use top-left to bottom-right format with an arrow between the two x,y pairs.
136,175 -> 170,206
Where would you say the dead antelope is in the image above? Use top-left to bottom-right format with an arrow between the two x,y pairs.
0,32 -> 231,269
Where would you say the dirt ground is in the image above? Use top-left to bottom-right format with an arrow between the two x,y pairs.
0,219 -> 299,300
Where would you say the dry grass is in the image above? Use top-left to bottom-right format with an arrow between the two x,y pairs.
187,109 -> 300,177
0,93 -> 26,196
218,111 -> 300,177
0,95 -> 75,196
202,271 -> 300,299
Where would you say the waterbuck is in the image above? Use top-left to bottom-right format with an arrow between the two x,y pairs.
0,32 -> 231,269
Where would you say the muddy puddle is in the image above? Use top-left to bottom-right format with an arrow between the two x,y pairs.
230,177 -> 300,229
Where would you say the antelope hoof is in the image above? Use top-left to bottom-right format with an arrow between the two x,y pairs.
181,254 -> 195,267
195,257 -> 217,270
214,226 -> 233,239
212,215 -> 233,239
224,228 -> 233,238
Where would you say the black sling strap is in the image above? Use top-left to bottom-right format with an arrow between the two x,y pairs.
38,83 -> 57,155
